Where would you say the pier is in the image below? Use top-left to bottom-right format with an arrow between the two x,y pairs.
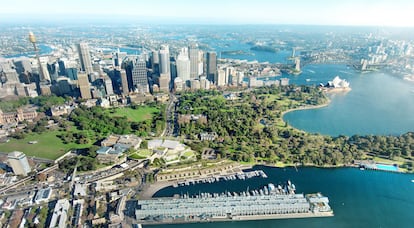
135,182 -> 333,225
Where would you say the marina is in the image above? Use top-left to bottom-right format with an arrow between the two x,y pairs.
136,181 -> 333,225
174,170 -> 268,187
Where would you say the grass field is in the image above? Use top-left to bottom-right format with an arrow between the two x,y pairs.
0,130 -> 91,160
136,149 -> 153,158
182,150 -> 195,158
108,106 -> 159,122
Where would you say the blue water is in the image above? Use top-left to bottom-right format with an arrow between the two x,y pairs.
4,44 -> 53,58
203,37 -> 414,136
283,66 -> 414,136
376,164 -> 399,172
151,166 -> 414,228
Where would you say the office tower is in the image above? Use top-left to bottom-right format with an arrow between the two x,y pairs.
176,48 -> 191,82
189,44 -> 199,79
58,59 -> 66,76
66,68 -> 78,80
0,62 -> 20,84
103,75 -> 114,95
132,57 -> 149,93
78,73 -> 91,99
46,62 -> 58,82
77,43 -> 93,75
28,32 -> 47,82
56,77 -> 72,96
114,50 -> 127,67
151,50 -> 159,74
236,71 -> 244,86
159,73 -> 170,93
217,69 -> 226,87
198,50 -> 204,76
119,69 -> 129,95
39,62 -> 51,82
158,45 -> 170,77
14,58 -> 32,75
7,151 -> 31,176
206,52 -> 217,83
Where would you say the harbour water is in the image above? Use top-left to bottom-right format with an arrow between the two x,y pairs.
283,65 -> 414,136
151,166 -> 414,228
209,36 -> 414,136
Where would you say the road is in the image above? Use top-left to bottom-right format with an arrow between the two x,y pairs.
161,93 -> 178,137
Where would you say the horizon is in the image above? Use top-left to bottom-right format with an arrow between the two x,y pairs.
2,0 -> 414,27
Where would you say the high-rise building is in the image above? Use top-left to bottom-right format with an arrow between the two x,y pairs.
56,77 -> 72,96
159,73 -> 170,93
151,50 -> 159,74
103,75 -> 114,95
77,43 -> 93,75
189,44 -> 199,80
66,68 -> 78,80
118,69 -> 129,95
13,58 -> 32,75
217,69 -> 226,87
58,59 -> 66,76
131,57 -> 149,93
78,73 -> 91,99
176,48 -> 191,82
47,62 -> 58,82
198,50 -> 204,76
159,45 -> 170,77
7,151 -> 31,176
206,52 -> 217,83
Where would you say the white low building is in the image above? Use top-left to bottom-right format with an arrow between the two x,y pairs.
49,199 -> 70,228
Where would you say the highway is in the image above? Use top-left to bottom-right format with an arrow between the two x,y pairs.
161,93 -> 178,137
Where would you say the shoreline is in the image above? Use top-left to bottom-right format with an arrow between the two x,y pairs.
138,212 -> 333,225
139,161 -> 409,199
281,97 -> 331,119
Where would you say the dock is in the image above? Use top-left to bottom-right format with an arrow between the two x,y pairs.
135,182 -> 333,225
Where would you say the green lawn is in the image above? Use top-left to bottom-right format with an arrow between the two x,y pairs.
0,130 -> 91,160
182,150 -> 195,158
108,106 -> 159,122
136,149 -> 153,158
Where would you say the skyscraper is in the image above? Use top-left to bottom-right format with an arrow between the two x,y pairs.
118,69 -> 129,95
159,73 -> 170,93
176,48 -> 191,82
77,43 -> 93,75
131,57 -> 149,93
78,73 -> 91,99
103,75 -> 114,95
151,50 -> 159,74
158,45 -> 170,77
189,44 -> 199,80
7,151 -> 31,176
57,59 -> 66,76
206,52 -> 217,83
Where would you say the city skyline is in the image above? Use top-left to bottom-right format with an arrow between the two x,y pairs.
2,0 -> 414,27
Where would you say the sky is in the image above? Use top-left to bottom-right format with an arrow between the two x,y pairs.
2,0 -> 414,27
